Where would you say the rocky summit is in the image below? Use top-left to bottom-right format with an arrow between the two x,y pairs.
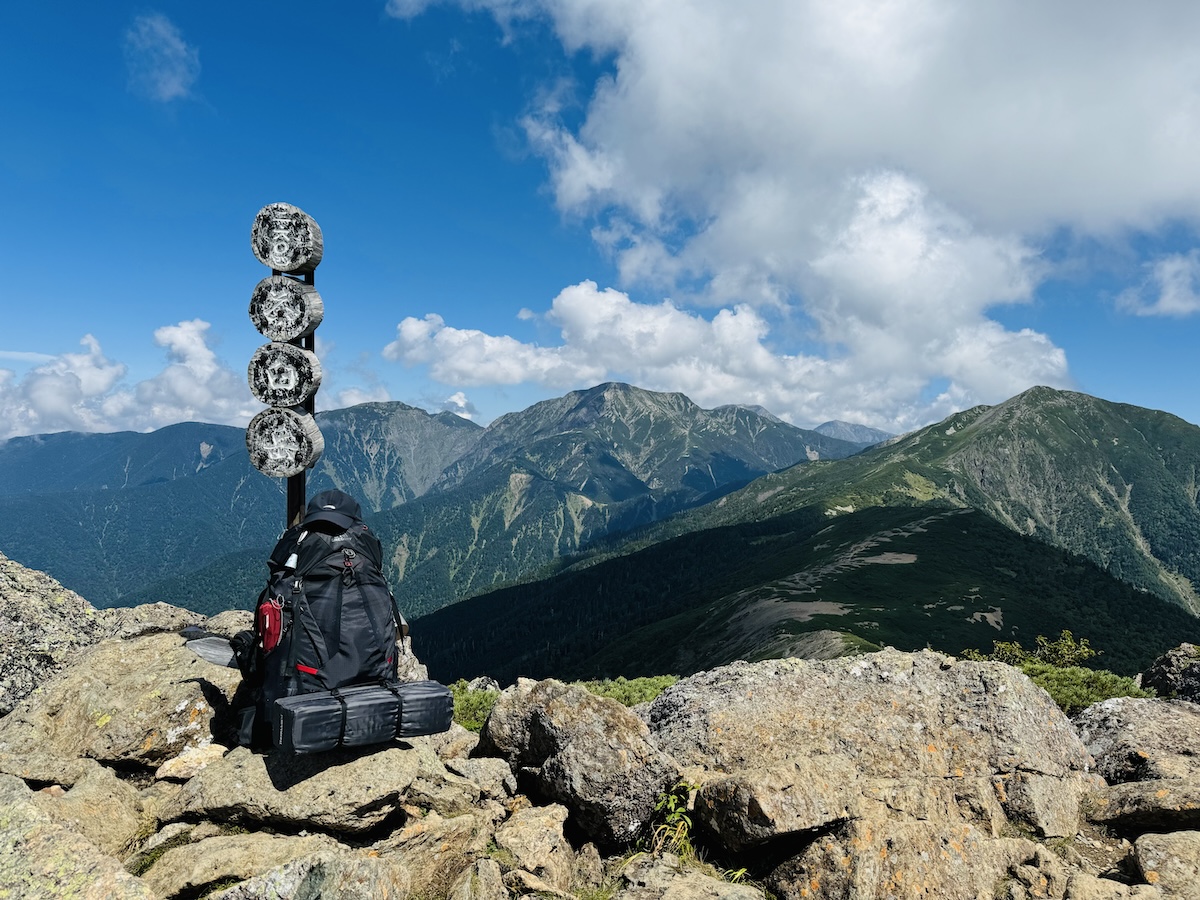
2,552 -> 1200,899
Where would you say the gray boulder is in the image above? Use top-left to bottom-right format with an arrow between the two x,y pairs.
1074,697 -> 1200,783
95,601 -> 206,639
647,650 -> 1095,838
208,851 -> 412,900
371,808 -> 504,897
1142,644 -> 1200,702
139,832 -> 342,899
613,852 -> 764,899
0,631 -> 242,766
0,773 -> 157,899
1134,831 -> 1200,900
477,677 -> 681,848
165,743 -> 479,834
1089,779 -> 1200,834
0,550 -> 104,716
645,650 -> 1101,898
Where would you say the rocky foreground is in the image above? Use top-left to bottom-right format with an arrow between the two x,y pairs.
1,552 -> 1200,899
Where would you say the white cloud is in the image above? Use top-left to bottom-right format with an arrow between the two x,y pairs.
386,169 -> 1069,431
386,0 -> 1197,426
123,13 -> 200,102
384,272 -> 1067,432
333,385 -> 392,409
496,0 -> 1200,236
0,322 -> 258,441
1118,252 -> 1200,317
440,391 -> 480,420
384,312 -> 607,386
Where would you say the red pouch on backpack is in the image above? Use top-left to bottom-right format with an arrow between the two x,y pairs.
257,594 -> 285,653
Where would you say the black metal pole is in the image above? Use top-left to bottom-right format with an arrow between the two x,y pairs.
282,269 -> 317,529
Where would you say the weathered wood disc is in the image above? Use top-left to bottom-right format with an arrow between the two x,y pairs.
246,407 -> 324,478
248,275 -> 325,341
250,202 -> 324,274
247,342 -> 322,407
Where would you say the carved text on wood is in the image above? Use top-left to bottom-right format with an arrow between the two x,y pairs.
250,202 -> 324,274
245,407 -> 324,478
249,275 -> 324,342
247,342 -> 322,408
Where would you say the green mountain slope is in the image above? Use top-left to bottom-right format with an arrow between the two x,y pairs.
565,386 -> 1200,613
0,403 -> 482,605
412,505 -> 1200,685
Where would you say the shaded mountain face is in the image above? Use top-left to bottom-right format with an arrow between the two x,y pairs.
0,423 -> 247,494
413,504 -> 1200,685
0,385 -> 856,611
308,402 -> 482,510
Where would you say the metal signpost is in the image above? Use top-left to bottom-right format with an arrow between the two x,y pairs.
245,202 -> 326,528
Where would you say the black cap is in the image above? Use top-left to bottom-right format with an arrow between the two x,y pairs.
301,489 -> 362,530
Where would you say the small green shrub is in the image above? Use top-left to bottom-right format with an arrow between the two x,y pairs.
962,629 -> 1097,668
642,780 -> 698,860
450,679 -> 499,733
962,630 -> 1150,715
1018,662 -> 1153,716
576,675 -> 678,707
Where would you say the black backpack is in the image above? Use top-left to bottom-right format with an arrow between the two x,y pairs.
234,501 -> 408,749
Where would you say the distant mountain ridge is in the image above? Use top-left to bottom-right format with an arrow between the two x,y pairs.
4,381 -> 1197,688
813,419 -> 893,446
0,383 -> 861,610
327,382 -> 868,616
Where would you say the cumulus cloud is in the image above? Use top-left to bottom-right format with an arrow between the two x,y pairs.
385,270 -> 1066,431
123,13 -> 200,102
493,0 -> 1200,235
0,322 -> 258,441
383,0 -> 1200,426
440,391 -> 480,420
332,385 -> 392,409
385,169 -> 1068,431
1118,252 -> 1200,317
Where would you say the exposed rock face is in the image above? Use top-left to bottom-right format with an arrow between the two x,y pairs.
1141,643 -> 1200,702
3,552 -> 1200,900
0,550 -> 104,716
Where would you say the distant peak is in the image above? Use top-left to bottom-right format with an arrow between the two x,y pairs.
813,420 -> 893,446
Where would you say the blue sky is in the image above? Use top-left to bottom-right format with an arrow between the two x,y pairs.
3,1 -> 1200,442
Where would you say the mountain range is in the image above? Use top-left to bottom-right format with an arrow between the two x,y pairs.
2,382 -> 1198,686
0,383 -> 868,613
411,386 -> 1200,682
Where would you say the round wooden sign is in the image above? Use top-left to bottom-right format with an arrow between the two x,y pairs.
246,407 -> 325,478
248,275 -> 325,341
250,202 -> 324,274
247,342 -> 322,407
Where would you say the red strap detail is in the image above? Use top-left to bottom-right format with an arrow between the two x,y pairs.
296,664 -> 319,675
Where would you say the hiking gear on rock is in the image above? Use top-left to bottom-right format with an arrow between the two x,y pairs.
235,494 -> 410,752
185,635 -> 238,668
271,680 -> 453,753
